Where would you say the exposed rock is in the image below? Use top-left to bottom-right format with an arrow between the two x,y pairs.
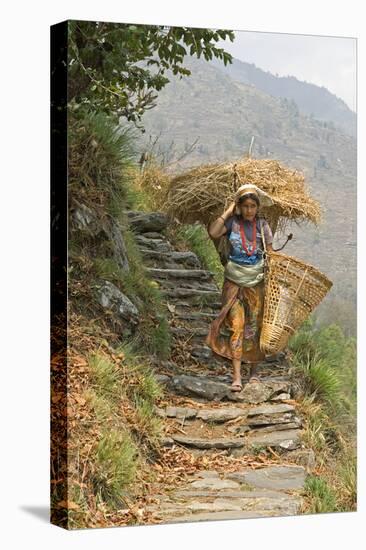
71,203 -> 99,233
96,281 -> 139,325
105,218 -> 130,272
70,205 -> 130,271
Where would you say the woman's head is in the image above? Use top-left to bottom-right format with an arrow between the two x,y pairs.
236,192 -> 260,220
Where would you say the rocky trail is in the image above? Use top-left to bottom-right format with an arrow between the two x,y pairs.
125,210 -> 314,524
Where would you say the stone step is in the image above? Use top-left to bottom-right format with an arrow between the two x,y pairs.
165,427 -> 302,454
170,326 -> 210,339
138,248 -> 201,269
146,465 -> 305,522
173,311 -> 217,321
246,428 -> 302,450
146,494 -> 300,518
155,405 -> 249,422
163,374 -> 293,404
168,435 -> 246,450
162,509 -> 295,522
135,235 -> 173,252
147,267 -> 213,280
190,344 -> 227,365
161,288 -> 221,301
156,402 -> 297,425
125,210 -> 168,233
225,464 -> 306,491
154,279 -> 218,292
169,301 -> 222,313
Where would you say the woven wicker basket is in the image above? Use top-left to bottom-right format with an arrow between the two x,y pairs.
260,252 -> 333,354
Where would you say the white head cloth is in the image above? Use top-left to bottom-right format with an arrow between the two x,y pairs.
235,183 -> 274,207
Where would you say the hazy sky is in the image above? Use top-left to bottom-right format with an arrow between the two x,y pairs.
218,31 -> 356,111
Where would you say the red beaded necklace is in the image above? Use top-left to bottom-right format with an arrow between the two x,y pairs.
239,217 -> 257,256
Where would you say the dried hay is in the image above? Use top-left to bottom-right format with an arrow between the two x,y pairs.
133,163 -> 172,211
161,157 -> 321,235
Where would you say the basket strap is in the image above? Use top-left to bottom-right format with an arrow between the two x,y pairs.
260,219 -> 269,277
260,218 -> 267,255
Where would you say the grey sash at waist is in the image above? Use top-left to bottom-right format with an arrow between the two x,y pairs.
224,258 -> 264,287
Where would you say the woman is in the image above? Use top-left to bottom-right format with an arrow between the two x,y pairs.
205,184 -> 274,391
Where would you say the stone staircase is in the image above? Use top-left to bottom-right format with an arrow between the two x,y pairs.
126,211 -> 313,524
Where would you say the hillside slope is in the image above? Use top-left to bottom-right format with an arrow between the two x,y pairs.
210,56 -> 356,137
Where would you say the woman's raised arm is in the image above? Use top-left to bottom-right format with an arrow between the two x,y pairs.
208,201 -> 236,239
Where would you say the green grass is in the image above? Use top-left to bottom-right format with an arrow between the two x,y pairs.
84,389 -> 114,422
93,429 -> 139,506
293,353 -> 342,411
304,476 -> 338,514
88,353 -> 120,401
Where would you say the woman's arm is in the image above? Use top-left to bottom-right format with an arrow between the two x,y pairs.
208,202 -> 236,239
262,219 -> 274,253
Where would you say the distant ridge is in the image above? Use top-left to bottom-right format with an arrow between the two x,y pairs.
210,56 -> 356,137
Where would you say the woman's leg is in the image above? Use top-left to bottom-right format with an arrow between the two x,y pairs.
226,298 -> 245,389
232,357 -> 242,387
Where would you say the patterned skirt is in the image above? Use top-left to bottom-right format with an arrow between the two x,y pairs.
205,277 -> 266,364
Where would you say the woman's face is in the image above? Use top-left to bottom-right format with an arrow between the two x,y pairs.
238,197 -> 258,221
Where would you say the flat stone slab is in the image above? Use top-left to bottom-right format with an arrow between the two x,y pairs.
147,267 -> 212,280
196,407 -> 248,422
226,465 -> 306,491
249,421 -> 302,432
172,489 -> 292,500
171,435 -> 245,449
165,406 -> 197,419
163,510 -> 285,522
159,405 -> 249,423
189,478 -> 240,490
166,374 -> 293,404
162,288 -> 221,299
247,429 -> 302,451
248,403 -> 295,415
148,494 -> 301,518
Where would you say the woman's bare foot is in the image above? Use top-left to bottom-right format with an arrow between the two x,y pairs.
231,358 -> 242,391
230,379 -> 243,392
248,363 -> 261,383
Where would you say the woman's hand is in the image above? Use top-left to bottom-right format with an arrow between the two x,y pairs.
222,200 -> 236,220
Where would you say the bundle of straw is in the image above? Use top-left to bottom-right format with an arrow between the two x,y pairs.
162,157 -> 321,235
